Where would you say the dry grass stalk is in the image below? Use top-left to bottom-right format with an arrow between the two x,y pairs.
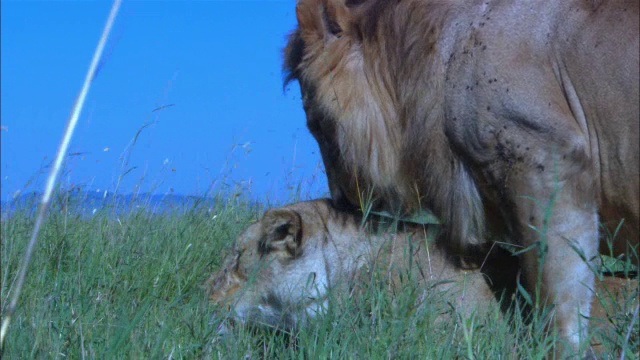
0,0 -> 123,350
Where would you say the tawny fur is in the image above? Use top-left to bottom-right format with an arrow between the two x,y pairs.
284,0 -> 639,354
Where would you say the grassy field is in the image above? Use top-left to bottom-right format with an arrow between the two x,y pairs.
1,193 -> 638,359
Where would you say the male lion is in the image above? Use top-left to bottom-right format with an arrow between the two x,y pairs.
283,0 -> 639,354
206,200 -> 638,355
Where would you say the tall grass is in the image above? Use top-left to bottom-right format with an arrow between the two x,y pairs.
1,193 -> 257,358
2,192 -> 637,358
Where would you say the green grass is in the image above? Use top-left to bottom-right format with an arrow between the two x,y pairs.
1,195 -> 258,358
1,195 -> 638,359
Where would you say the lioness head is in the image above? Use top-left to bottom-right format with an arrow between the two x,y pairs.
206,199 -> 369,330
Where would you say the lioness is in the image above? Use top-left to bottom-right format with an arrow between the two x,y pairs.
284,0 -> 639,353
206,199 -> 514,329
206,200 -> 637,355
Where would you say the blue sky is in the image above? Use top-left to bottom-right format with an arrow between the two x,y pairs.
1,0 -> 327,204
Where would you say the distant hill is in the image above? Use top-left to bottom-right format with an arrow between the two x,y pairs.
0,191 -> 234,218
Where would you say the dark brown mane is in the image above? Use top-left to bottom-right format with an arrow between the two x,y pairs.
284,0 -> 452,89
283,30 -> 304,88
283,0 -> 486,254
282,0 -> 389,86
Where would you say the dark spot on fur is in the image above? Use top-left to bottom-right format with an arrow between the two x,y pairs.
537,164 -> 545,172
258,239 -> 270,256
264,292 -> 284,312
529,216 -> 535,222
486,106 -> 491,111
323,8 -> 342,36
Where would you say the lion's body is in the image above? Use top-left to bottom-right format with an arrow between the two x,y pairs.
285,0 -> 639,353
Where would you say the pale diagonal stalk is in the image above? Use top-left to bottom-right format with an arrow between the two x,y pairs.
0,0 -> 122,349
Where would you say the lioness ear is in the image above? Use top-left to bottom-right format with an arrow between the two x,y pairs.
296,0 -> 353,43
261,208 -> 303,257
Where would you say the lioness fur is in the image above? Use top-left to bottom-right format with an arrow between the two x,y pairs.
284,0 -> 639,352
206,200 -> 638,355
206,200 -> 512,329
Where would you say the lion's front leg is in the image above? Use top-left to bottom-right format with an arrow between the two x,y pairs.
507,165 -> 600,356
